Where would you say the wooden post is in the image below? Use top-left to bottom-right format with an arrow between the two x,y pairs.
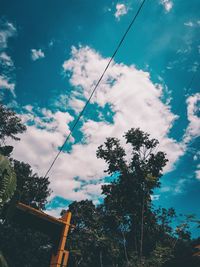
50,211 -> 72,267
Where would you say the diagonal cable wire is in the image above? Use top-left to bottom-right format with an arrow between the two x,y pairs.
44,0 -> 147,178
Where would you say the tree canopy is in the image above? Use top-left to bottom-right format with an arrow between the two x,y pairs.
0,104 -> 26,142
0,103 -> 199,267
0,155 -> 16,212
0,103 -> 52,267
67,128 -> 200,267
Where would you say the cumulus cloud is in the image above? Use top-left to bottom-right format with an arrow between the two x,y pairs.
10,45 -> 188,209
195,164 -> 200,180
0,21 -> 16,95
151,194 -> 160,201
160,0 -> 173,12
11,107 -> 106,201
68,97 -> 85,114
173,178 -> 187,194
184,21 -> 194,27
0,75 -> 15,95
184,93 -> 200,143
184,20 -> 200,27
31,49 -> 45,61
45,207 -> 63,218
0,52 -> 14,67
115,3 -> 129,20
63,46 -> 184,171
0,21 -> 16,50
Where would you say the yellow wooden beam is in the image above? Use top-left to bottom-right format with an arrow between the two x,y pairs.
16,203 -> 72,267
50,211 -> 72,267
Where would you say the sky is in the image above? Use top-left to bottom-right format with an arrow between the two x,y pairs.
0,0 -> 200,234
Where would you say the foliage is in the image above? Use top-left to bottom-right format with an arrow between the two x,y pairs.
0,104 -> 26,142
12,159 -> 51,210
0,250 -> 9,267
0,159 -> 52,267
0,105 -> 199,267
0,103 -> 53,267
0,155 -> 16,212
67,128 -> 200,267
68,200 -> 121,267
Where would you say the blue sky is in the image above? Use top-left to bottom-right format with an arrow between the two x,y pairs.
0,0 -> 199,234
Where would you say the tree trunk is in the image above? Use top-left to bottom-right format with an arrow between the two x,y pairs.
121,228 -> 129,265
139,196 -> 145,262
100,250 -> 103,267
134,227 -> 138,255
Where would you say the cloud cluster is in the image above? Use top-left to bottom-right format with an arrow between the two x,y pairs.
184,20 -> 200,27
195,164 -> 200,180
184,93 -> 200,143
31,49 -> 45,61
160,0 -> 173,12
0,21 -> 16,50
0,75 -> 15,91
115,3 -> 129,20
10,45 -> 190,212
0,20 -> 16,95
63,46 -> 185,170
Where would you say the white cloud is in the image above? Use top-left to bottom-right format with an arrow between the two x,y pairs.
184,93 -> 200,143
11,46 -> 188,203
0,75 -> 15,95
184,20 -> 200,27
0,21 -> 16,96
115,3 -> 129,20
0,21 -> 16,50
45,207 -> 63,218
174,178 -> 187,194
63,46 -> 184,171
193,151 -> 200,161
160,186 -> 171,192
195,164 -> 200,180
151,194 -> 160,201
14,47 -> 199,203
31,49 -> 45,61
68,97 -> 85,113
0,52 -> 14,67
160,0 -> 173,12
48,39 -> 55,48
184,21 -> 194,27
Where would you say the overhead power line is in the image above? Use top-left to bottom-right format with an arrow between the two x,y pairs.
44,0 -> 147,178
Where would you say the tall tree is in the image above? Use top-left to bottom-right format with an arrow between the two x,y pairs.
96,128 -> 168,262
68,200 -> 121,267
66,128 -> 199,267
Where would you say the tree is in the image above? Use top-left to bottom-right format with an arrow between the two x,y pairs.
0,155 -> 16,267
97,128 -> 168,263
0,104 -> 26,157
12,159 -> 51,210
0,104 -> 53,267
0,155 -> 16,212
0,104 -> 26,142
68,200 -> 121,267
0,160 -> 52,267
66,128 -> 199,267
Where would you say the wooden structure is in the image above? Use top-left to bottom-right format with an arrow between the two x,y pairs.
193,244 -> 200,257
15,202 -> 72,267
50,210 -> 71,267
